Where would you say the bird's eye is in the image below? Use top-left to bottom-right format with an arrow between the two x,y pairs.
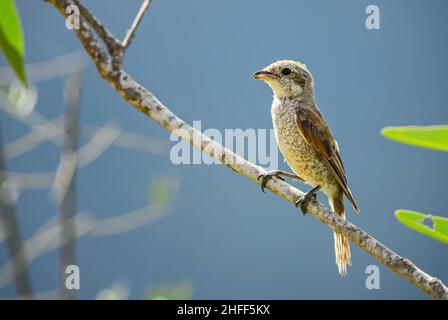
281,68 -> 292,76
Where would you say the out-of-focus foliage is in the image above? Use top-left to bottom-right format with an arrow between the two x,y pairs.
145,281 -> 194,300
395,210 -> 448,244
95,281 -> 193,300
0,0 -> 27,86
0,82 -> 37,117
381,125 -> 448,151
95,282 -> 130,300
149,176 -> 179,209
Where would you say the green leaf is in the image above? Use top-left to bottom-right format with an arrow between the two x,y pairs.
395,209 -> 448,244
0,0 -> 27,86
432,215 -> 448,237
148,176 -> 179,209
381,125 -> 448,151
149,178 -> 171,209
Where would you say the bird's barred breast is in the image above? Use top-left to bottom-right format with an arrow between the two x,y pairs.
271,98 -> 335,191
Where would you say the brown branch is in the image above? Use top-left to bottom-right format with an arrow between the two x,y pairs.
56,70 -> 83,299
0,123 -> 34,299
46,0 -> 448,300
69,1 -> 121,55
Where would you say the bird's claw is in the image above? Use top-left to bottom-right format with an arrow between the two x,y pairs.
294,185 -> 321,215
258,171 -> 285,193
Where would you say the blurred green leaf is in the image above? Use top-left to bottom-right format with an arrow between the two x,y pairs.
0,0 -> 27,86
149,176 -> 178,209
432,215 -> 448,237
395,209 -> 448,244
145,281 -> 194,300
381,125 -> 448,151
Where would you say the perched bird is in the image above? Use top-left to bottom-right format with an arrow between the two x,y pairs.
253,60 -> 360,275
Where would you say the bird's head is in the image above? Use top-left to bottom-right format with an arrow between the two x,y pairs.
253,60 -> 313,99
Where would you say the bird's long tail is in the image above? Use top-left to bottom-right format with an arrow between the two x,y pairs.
330,194 -> 351,276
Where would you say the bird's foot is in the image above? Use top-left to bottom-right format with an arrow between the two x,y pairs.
257,170 -> 286,193
295,185 -> 321,215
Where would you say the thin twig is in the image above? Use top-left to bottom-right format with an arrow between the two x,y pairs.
122,0 -> 152,51
83,125 -> 169,156
3,110 -> 169,160
0,123 -> 34,298
3,117 -> 62,160
77,122 -> 120,166
46,0 -> 448,299
0,50 -> 87,85
0,200 -> 173,288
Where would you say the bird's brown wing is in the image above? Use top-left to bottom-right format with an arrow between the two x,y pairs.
295,107 -> 360,212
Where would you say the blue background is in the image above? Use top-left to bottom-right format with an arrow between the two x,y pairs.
1,0 -> 447,299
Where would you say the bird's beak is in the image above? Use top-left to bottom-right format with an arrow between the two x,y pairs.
252,70 -> 278,80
